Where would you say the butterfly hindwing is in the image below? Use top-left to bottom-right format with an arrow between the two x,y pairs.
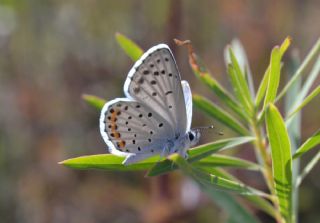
123,44 -> 188,137
100,98 -> 171,159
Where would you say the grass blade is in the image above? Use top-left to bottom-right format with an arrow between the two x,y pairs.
296,150 -> 320,187
265,104 -> 292,222
193,94 -> 249,135
147,137 -> 255,176
293,129 -> 320,159
276,37 -> 320,102
59,154 -> 159,171
115,32 -> 143,61
82,94 -> 106,110
287,86 -> 320,122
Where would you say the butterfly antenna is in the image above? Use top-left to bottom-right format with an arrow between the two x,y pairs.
194,125 -> 224,136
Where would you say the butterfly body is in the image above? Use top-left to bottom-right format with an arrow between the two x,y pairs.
100,44 -> 200,165
161,129 -> 201,158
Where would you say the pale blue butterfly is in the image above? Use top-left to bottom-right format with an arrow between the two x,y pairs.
100,44 -> 201,165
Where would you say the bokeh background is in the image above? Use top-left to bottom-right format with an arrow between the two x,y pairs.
0,0 -> 319,222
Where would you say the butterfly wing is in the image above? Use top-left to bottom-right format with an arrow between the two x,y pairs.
100,44 -> 191,165
123,44 -> 188,138
100,98 -> 172,164
181,80 -> 193,132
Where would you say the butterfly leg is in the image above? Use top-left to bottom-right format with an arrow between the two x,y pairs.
160,143 -> 172,158
178,148 -> 189,159
122,153 -> 154,165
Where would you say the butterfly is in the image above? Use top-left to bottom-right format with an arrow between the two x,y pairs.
99,44 -> 201,165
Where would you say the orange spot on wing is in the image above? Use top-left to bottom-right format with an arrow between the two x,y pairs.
113,132 -> 120,138
117,140 -> 126,148
109,109 -> 122,141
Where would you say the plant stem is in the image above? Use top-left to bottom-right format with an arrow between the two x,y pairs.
251,117 -> 284,223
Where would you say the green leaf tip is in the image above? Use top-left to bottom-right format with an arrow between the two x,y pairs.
279,36 -> 292,56
115,32 -> 144,61
82,94 -> 106,110
293,129 -> 320,159
59,154 -> 160,171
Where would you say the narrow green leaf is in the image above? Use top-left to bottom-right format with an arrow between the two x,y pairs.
277,37 -> 320,102
198,167 -> 238,181
115,32 -> 143,61
193,94 -> 249,135
201,168 -> 276,219
170,154 -> 269,197
263,47 -> 282,107
60,154 -> 160,171
255,67 -> 270,107
147,137 -> 255,176
148,154 -> 259,177
296,150 -> 320,187
256,37 -> 291,107
265,104 -> 292,222
287,86 -> 320,121
62,137 -> 254,173
205,188 -> 260,223
190,136 -> 255,161
224,39 -> 255,97
293,129 -> 320,159
292,55 -> 320,107
227,63 -> 253,115
193,154 -> 260,170
228,48 -> 254,102
244,195 -> 277,219
82,94 -> 106,110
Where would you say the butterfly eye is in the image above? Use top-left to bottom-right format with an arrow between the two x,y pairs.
188,132 -> 195,141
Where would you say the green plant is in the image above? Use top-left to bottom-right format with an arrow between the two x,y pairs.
60,33 -> 320,223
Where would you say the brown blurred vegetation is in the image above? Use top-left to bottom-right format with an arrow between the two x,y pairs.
0,0 -> 319,222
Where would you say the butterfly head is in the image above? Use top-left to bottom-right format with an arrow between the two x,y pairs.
187,125 -> 222,148
187,129 -> 201,147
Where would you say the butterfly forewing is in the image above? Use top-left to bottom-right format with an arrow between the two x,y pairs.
100,98 -> 172,156
124,45 -> 188,137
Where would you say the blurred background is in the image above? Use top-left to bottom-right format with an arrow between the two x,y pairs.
0,0 -> 319,222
